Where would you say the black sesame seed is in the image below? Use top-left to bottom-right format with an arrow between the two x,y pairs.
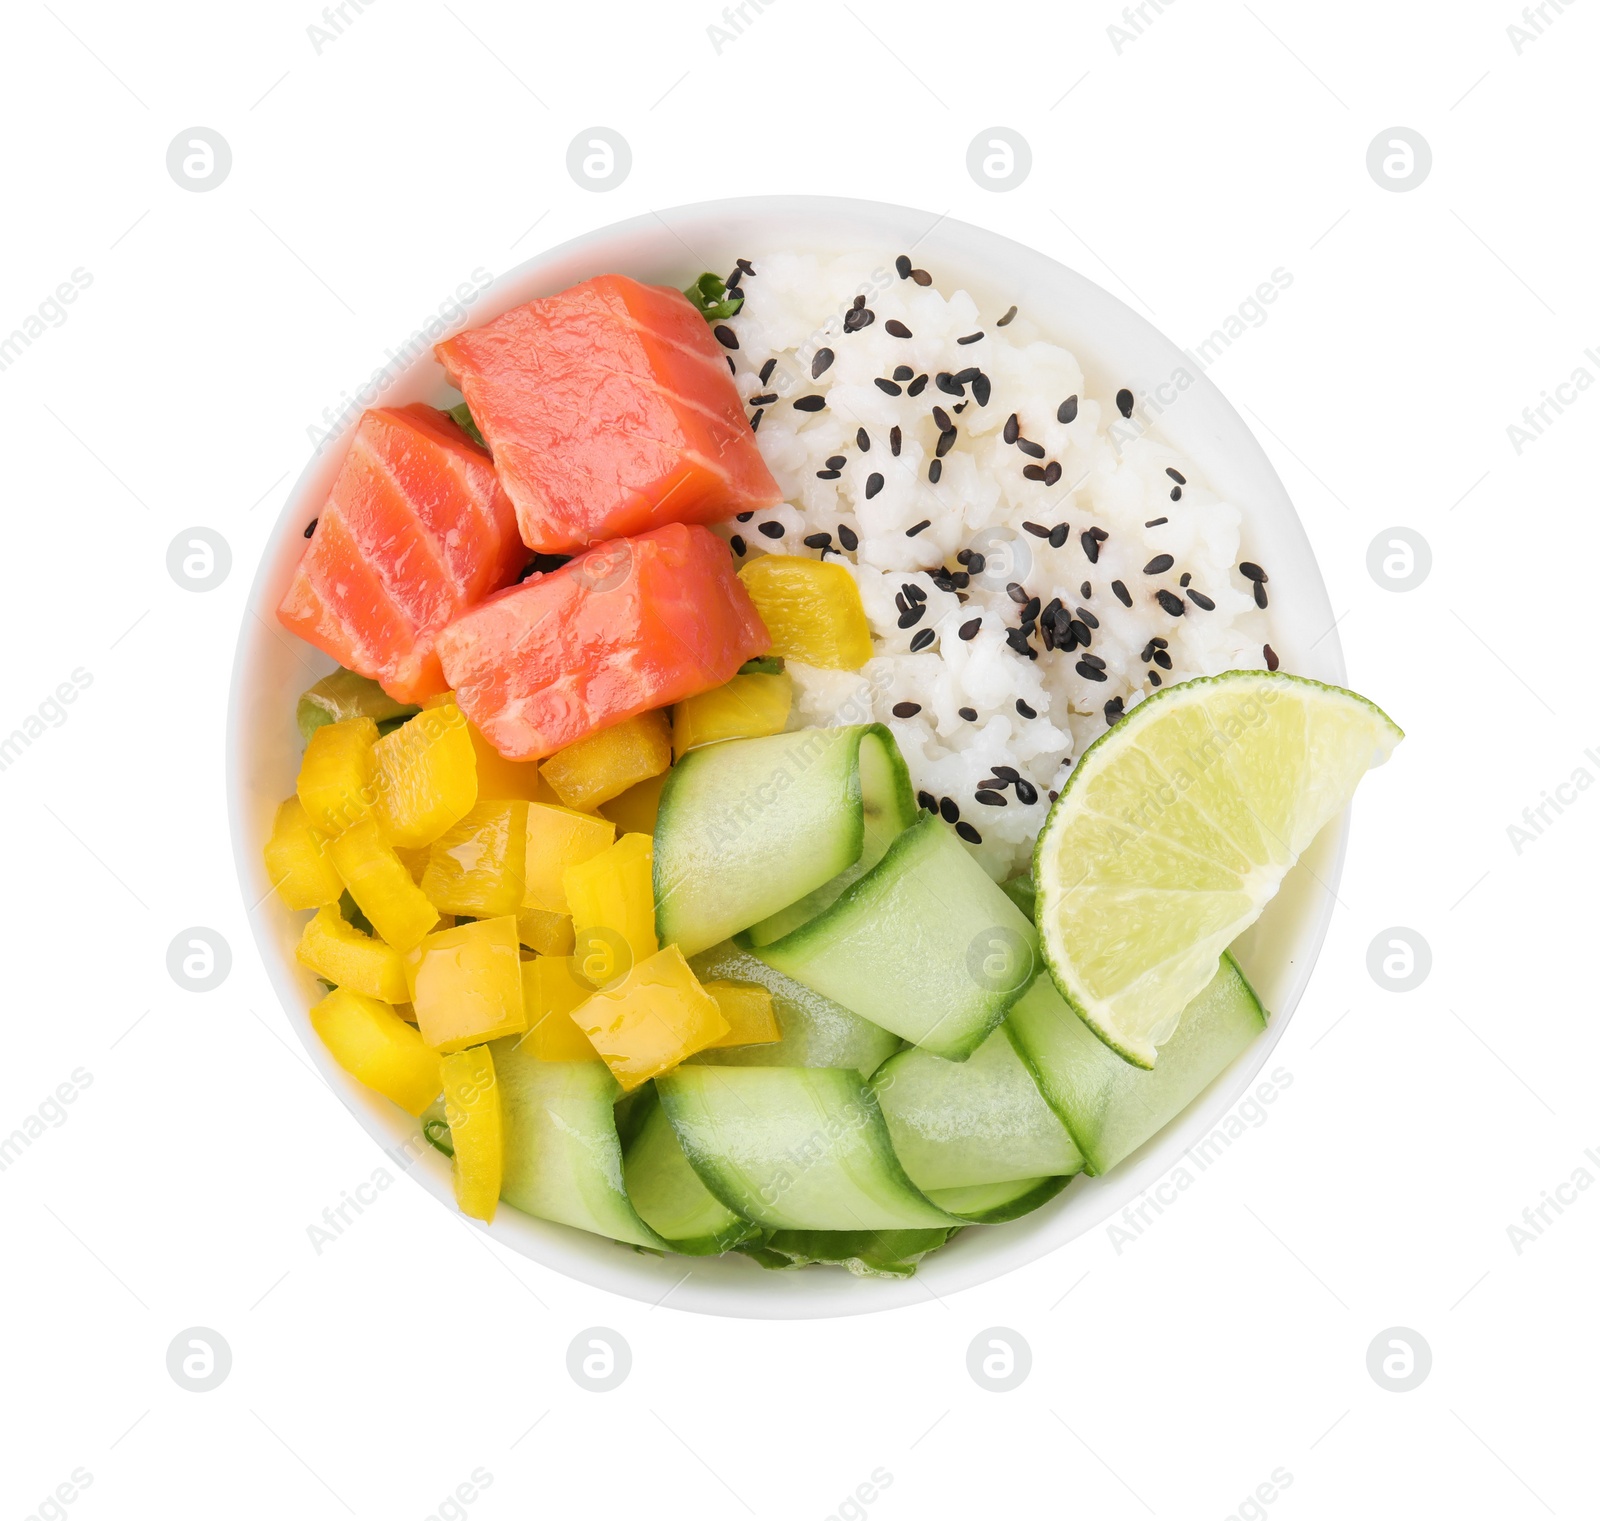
936,428 -> 958,458
730,534 -> 746,556
1076,660 -> 1108,682
1254,581 -> 1269,609
1075,606 -> 1098,629
843,307 -> 875,333
959,706 -> 978,720
1143,554 -> 1175,575
1058,396 -> 1079,425
1188,588 -> 1215,611
1044,462 -> 1062,486
1048,790 -> 1059,803
759,358 -> 777,384
1145,517 -> 1168,528
1103,697 -> 1125,725
1179,573 -> 1191,588
1016,699 -> 1037,718
1156,589 -> 1186,616
825,455 -> 846,469
888,426 -> 902,456
975,789 -> 1007,806
911,269 -> 933,287
794,395 -> 826,412
1090,527 -> 1109,541
1080,531 -> 1100,564
966,553 -> 985,573
997,305 -> 1017,327
892,365 -> 914,383
909,628 -> 935,652
1005,583 -> 1027,604
803,532 -> 833,551
1079,652 -> 1107,671
853,295 -> 866,309
959,618 -> 981,640
896,255 -> 913,279
885,319 -> 913,339
1170,486 -> 1182,501
906,518 -> 930,536
931,405 -> 952,432
1116,388 -> 1134,418
1005,628 -> 1036,658
727,357 -> 736,375
1149,670 -> 1163,687
907,374 -> 929,397
928,460 -> 942,484
1112,580 -> 1132,607
811,348 -> 834,379
971,374 -> 992,407
1069,619 -> 1092,647
303,518 -> 318,537
736,511 -> 754,522
1021,596 -> 1042,622
954,366 -> 981,386
874,377 -> 903,396
713,324 -> 739,350
957,332 -> 984,345
939,797 -> 959,823
1039,523 -> 1063,550
1015,778 -> 1039,805
837,523 -> 859,552
1264,643 -> 1280,671
749,409 -> 763,431
1017,438 -> 1045,460
866,473 -> 885,500
955,821 -> 982,844
1023,464 -> 1047,482
1239,562 -> 1267,583
1166,467 -> 1186,484
737,259 -> 755,276
917,788 -> 937,811
1152,648 -> 1172,669
892,701 -> 922,718
758,521 -> 785,540
1003,414 -> 1022,445
1022,521 -> 1049,538
904,583 -> 926,603
748,392 -> 778,405
815,469 -> 842,480
935,371 -> 960,396
1081,581 -> 1093,598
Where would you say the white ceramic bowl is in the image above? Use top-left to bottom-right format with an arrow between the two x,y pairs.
228,196 -> 1346,1318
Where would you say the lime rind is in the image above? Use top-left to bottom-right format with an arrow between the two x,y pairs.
1033,671 -> 1402,1069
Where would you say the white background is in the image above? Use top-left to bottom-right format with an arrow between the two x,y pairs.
1,1 -> 1594,1517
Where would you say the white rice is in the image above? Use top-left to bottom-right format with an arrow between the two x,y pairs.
721,251 -> 1273,880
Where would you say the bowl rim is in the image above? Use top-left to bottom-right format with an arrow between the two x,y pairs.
228,193 -> 1348,1319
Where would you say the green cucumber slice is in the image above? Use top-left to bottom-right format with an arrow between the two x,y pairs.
999,872 -> 1037,920
1006,953 -> 1266,1175
870,1026 -> 1084,1190
737,1228 -> 959,1278
686,941 -> 900,1077
926,1174 -> 1073,1223
655,1065 -> 960,1232
296,667 -> 419,742
492,1041 -> 667,1250
756,814 -> 1040,1061
653,725 -> 916,957
622,1090 -> 757,1255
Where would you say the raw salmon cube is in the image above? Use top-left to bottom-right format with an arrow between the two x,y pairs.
434,275 -> 781,554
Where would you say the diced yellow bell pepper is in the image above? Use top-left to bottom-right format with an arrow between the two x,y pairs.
518,958 -> 600,1061
297,716 -> 379,834
737,555 -> 873,670
564,832 -> 658,987
672,670 -> 793,759
372,702 -> 478,849
410,915 -> 526,1053
396,845 -> 431,882
598,770 -> 668,836
426,691 -> 554,802
515,907 -> 576,957
568,945 -> 729,1091
328,816 -> 440,953
295,904 -> 409,1002
439,1045 -> 502,1222
421,801 -> 528,917
524,803 -> 615,913
540,711 -> 671,812
310,986 -> 440,1115
702,981 -> 782,1048
263,796 -> 343,910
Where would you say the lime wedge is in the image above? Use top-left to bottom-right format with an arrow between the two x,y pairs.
1033,671 -> 1402,1068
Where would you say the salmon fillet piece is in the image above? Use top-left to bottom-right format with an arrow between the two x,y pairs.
277,404 -> 527,703
435,274 -> 781,554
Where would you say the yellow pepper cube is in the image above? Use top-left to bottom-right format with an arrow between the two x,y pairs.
440,1045 -> 503,1222
737,555 -> 873,670
519,958 -> 600,1062
568,945 -> 730,1091
297,716 -> 379,835
295,904 -> 409,1002
672,670 -> 793,759
263,796 -> 343,910
563,832 -> 658,987
540,710 -> 671,812
372,702 -> 478,849
598,770 -> 668,836
702,981 -> 782,1048
421,801 -> 528,917
328,815 -> 440,953
515,907 -> 576,957
524,803 -> 615,914
411,915 -> 527,1054
427,692 -> 554,802
310,986 -> 440,1115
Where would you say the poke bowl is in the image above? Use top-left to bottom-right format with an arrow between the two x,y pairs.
228,195 -> 1395,1318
